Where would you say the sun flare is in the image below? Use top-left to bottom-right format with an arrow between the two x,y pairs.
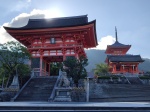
44,8 -> 64,18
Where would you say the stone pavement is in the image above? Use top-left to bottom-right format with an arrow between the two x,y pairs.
0,102 -> 150,111
0,102 -> 150,107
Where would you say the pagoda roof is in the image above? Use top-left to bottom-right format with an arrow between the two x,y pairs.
4,15 -> 90,30
107,41 -> 131,48
107,55 -> 144,62
106,27 -> 131,48
105,41 -> 131,54
111,41 -> 130,47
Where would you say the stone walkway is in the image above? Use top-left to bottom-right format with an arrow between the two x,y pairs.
0,102 -> 150,111
0,102 -> 150,107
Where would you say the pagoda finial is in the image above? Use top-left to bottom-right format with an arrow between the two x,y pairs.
115,26 -> 118,42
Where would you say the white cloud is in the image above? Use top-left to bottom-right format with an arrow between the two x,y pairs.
0,9 -> 64,44
27,0 -> 31,2
0,23 -> 15,44
9,9 -> 64,27
94,35 -> 115,50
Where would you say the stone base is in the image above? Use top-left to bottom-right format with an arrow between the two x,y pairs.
54,96 -> 71,102
53,87 -> 72,102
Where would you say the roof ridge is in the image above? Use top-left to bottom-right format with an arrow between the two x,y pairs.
28,15 -> 88,22
108,54 -> 141,57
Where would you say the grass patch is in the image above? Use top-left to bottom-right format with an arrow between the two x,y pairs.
98,75 -> 119,79
98,76 -> 110,79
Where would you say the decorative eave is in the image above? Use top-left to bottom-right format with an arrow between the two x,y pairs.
4,15 -> 88,30
3,17 -> 98,48
105,44 -> 131,54
106,55 -> 144,63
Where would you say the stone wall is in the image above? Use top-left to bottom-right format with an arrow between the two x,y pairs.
71,79 -> 86,102
141,79 -> 150,85
71,87 -> 86,102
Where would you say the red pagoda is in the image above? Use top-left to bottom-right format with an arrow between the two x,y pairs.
105,27 -> 144,74
4,15 -> 98,76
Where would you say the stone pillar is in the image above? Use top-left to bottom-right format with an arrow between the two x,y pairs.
86,77 -> 89,102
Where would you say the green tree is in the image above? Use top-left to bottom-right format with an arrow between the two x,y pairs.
94,63 -> 109,76
50,62 -> 63,76
17,64 -> 31,87
63,56 -> 88,87
0,41 -> 31,87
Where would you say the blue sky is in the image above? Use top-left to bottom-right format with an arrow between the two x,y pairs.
0,0 -> 150,58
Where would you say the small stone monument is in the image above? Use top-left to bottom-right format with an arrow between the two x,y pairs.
9,75 -> 19,91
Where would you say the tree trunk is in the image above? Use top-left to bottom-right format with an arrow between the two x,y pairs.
74,80 -> 79,87
2,73 -> 5,88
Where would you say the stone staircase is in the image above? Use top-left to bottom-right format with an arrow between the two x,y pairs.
15,76 -> 57,101
90,84 -> 150,102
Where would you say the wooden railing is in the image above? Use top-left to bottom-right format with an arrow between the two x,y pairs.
28,43 -> 83,49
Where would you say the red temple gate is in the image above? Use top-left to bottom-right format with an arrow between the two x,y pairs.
4,15 -> 98,76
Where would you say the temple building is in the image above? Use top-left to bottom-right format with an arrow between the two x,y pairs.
4,15 -> 98,76
105,27 -> 144,74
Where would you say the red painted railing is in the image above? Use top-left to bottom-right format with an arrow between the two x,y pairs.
28,43 -> 83,49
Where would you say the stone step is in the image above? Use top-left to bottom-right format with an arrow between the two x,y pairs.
15,77 -> 57,101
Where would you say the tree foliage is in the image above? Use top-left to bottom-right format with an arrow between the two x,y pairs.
0,41 -> 31,87
50,62 -> 63,76
94,63 -> 109,76
63,56 -> 88,87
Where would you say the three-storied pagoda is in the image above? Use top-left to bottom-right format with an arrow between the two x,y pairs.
105,27 -> 144,74
4,15 -> 98,76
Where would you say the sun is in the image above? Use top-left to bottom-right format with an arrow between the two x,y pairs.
44,8 -> 64,18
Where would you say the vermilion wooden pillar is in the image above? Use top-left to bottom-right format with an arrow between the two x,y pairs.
40,56 -> 43,76
49,63 -> 50,76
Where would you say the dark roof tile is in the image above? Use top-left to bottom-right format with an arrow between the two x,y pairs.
107,55 -> 144,62
108,41 -> 131,48
4,15 -> 89,30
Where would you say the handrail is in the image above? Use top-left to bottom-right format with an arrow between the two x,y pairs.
48,69 -> 61,102
124,74 -> 131,84
136,74 -> 144,84
11,70 -> 34,101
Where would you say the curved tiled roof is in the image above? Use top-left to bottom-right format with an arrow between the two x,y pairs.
107,55 -> 144,62
4,15 -> 89,30
108,41 -> 131,48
